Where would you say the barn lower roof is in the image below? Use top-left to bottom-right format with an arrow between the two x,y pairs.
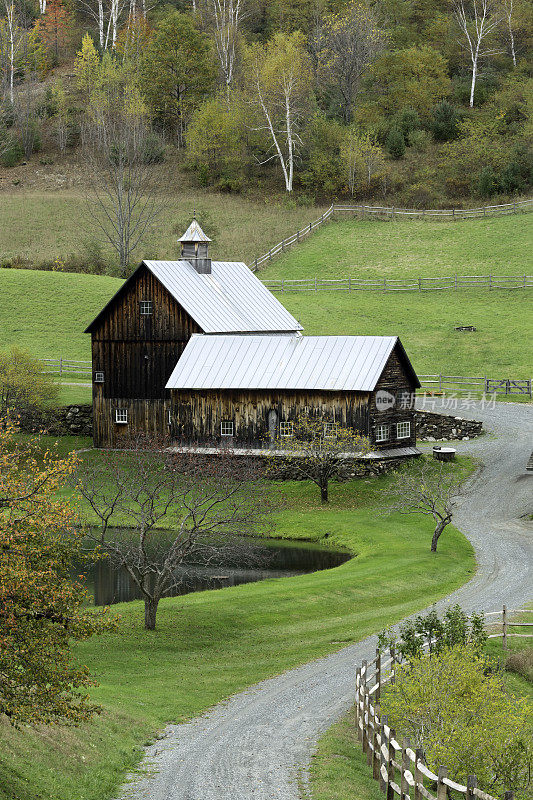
166,334 -> 420,392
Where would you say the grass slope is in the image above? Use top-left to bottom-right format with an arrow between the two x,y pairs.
0,191 -> 326,266
0,451 -> 475,800
259,214 -> 533,280
2,267 -> 532,380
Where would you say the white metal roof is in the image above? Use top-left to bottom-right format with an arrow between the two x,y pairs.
178,219 -> 211,242
143,260 -> 302,334
166,334 -> 416,392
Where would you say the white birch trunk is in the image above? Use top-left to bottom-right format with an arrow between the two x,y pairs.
5,2 -> 15,104
98,0 -> 104,48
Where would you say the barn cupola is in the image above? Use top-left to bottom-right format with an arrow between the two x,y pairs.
179,216 -> 212,275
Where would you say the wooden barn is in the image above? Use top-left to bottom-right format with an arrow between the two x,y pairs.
86,219 -> 420,454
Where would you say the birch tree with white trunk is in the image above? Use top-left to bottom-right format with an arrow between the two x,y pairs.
245,31 -> 312,193
207,0 -> 244,96
76,0 -> 126,49
2,1 -> 23,104
502,0 -> 516,65
452,0 -> 504,107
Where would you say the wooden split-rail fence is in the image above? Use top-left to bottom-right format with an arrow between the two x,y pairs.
418,375 -> 532,397
355,608 -> 531,800
262,274 -> 533,292
40,357 -> 91,376
249,198 -> 533,271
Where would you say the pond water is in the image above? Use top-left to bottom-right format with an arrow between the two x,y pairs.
83,532 -> 350,606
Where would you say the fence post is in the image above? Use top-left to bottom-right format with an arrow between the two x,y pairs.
281,279 -> 284,293
315,276 -> 317,291
296,230 -> 300,243
439,374 -> 442,393
467,775 -> 477,800
59,357 -> 63,377
452,208 -> 455,219
387,728 -> 395,800
380,716 -> 388,792
489,274 -> 492,290
348,277 -> 351,291
355,667 -> 361,733
269,249 -> 272,261
437,766 -> 447,800
513,202 -> 516,213
362,688 -> 369,755
401,739 -> 410,800
309,222 -> 312,233
391,207 -> 394,220
418,277 -> 422,291
384,278 -> 387,292
372,704 -> 380,780
503,605 -> 507,650
375,649 -> 381,702
254,258 -> 258,271
414,749 -> 423,800
281,240 -> 285,252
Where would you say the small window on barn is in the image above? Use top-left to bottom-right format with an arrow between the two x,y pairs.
140,300 -> 152,315
94,371 -> 104,383
375,424 -> 389,443
324,422 -> 338,438
115,408 -> 128,424
279,421 -> 294,438
220,421 -> 234,437
396,421 -> 411,439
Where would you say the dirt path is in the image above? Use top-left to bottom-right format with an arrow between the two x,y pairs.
116,401 -> 533,800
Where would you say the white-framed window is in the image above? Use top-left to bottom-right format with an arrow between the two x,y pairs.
220,421 -> 234,437
279,421 -> 294,438
94,371 -> 104,383
324,422 -> 338,438
375,424 -> 390,443
396,421 -> 411,439
115,408 -> 128,424
140,300 -> 152,315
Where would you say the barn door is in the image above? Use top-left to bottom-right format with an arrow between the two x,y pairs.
268,409 -> 278,444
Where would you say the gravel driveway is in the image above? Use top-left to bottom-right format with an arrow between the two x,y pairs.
116,401 -> 532,800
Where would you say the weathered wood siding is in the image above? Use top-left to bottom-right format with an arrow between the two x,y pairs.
92,395 -> 170,448
170,389 -> 370,447
90,264 -> 201,402
370,346 -> 417,448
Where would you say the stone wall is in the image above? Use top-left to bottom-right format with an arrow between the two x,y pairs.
18,404 -> 93,437
415,410 -> 483,442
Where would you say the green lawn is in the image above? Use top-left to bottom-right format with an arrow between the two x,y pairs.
259,214 -> 533,280
279,290 -> 533,377
0,449 -> 476,800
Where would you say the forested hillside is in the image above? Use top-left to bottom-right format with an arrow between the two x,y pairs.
1,0 -> 532,229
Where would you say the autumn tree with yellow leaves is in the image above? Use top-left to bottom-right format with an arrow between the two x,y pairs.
0,420 -> 112,726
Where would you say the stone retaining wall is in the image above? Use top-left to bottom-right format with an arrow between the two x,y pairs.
17,406 -> 482,448
415,410 -> 483,441
18,404 -> 93,437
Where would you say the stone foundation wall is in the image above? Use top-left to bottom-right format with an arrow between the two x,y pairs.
415,411 -> 483,441
17,404 -> 93,437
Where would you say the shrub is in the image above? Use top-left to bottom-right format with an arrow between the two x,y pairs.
476,166 -> 500,197
431,100 -> 459,142
385,127 -> 405,159
0,135 -> 24,167
142,131 -> 165,164
395,106 -> 421,140
0,347 -> 59,416
408,129 -> 431,151
506,648 -> 533,682
380,646 -> 533,797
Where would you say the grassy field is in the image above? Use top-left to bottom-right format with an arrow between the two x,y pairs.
259,214 -> 533,280
0,191 -> 326,267
0,444 -> 476,800
310,613 -> 533,800
2,267 -> 532,381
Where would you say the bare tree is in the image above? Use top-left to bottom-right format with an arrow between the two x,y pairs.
76,438 -> 273,629
76,0 -> 127,49
267,415 -> 370,503
246,32 -> 312,193
206,0 -> 245,97
452,0 -> 504,107
383,459 -> 465,552
82,77 -> 165,273
315,1 -> 384,124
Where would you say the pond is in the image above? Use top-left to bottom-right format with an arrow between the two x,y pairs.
83,531 -> 350,606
